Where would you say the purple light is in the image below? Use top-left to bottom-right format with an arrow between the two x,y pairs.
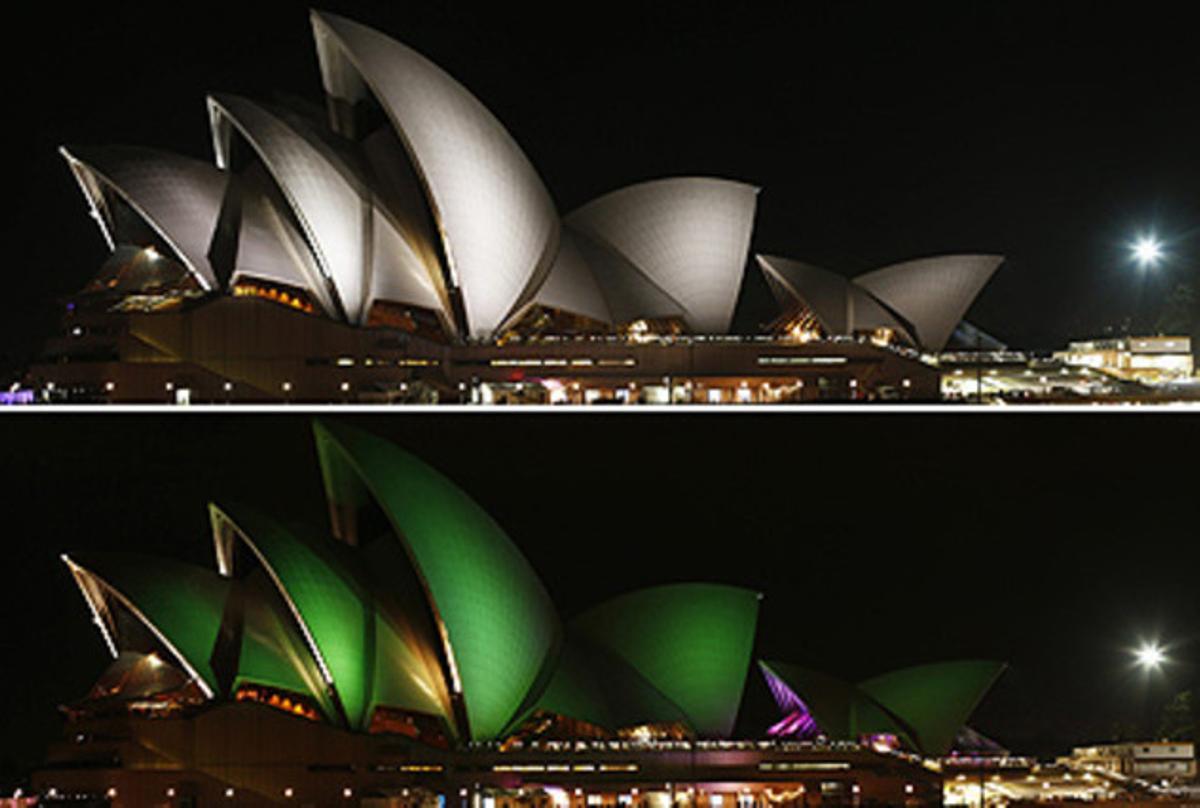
762,666 -> 804,712
0,390 -> 33,405
761,665 -> 821,739
768,710 -> 818,738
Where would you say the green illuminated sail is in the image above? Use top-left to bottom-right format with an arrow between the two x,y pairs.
64,552 -> 229,696
312,419 -> 561,741
859,660 -> 1006,756
572,583 -> 761,737
212,502 -> 449,730
532,630 -> 690,733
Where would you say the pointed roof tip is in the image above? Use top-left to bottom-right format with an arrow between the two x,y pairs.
206,90 -> 246,107
860,252 -> 1006,273
868,657 -> 1008,679
581,581 -> 762,605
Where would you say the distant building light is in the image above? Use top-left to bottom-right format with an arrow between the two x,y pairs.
340,382 -> 350,392
284,787 -> 294,798
104,381 -> 116,392
343,787 -> 353,798
223,381 -> 233,391
282,381 -> 292,392
225,788 -> 235,798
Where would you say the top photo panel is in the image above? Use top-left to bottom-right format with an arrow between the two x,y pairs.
8,2 -> 1200,406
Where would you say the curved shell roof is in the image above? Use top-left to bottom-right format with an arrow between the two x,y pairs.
60,145 -> 227,290
232,177 -> 330,298
755,254 -> 914,342
854,255 -> 1004,352
528,229 -> 614,325
756,255 -> 851,333
368,205 -> 453,327
571,583 -> 760,737
208,94 -> 369,322
210,503 -> 372,728
214,501 -> 451,731
312,419 -> 561,741
234,570 -> 337,720
567,178 -> 759,333
312,11 -> 560,339
761,658 -> 1005,756
859,660 -> 1006,757
532,629 -> 691,734
759,660 -> 861,740
62,552 -> 230,698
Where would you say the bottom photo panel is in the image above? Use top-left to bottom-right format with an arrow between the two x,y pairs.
2,414 -> 1197,807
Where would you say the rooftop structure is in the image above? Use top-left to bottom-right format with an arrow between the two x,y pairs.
756,255 -> 1004,354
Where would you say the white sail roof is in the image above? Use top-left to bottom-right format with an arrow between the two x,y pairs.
854,255 -> 1004,352
312,11 -> 560,339
567,178 -> 758,334
60,146 -> 227,291
208,93 -> 370,323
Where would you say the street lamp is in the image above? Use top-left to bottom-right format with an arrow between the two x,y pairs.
1131,234 -> 1164,269
1134,642 -> 1167,671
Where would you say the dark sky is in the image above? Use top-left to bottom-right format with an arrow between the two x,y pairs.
2,414 -> 1198,783
8,0 -> 1200,376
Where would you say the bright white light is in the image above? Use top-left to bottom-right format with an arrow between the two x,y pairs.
1135,642 -> 1166,669
1132,235 -> 1163,268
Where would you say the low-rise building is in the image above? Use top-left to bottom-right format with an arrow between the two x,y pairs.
1066,741 -> 1196,780
1053,336 -> 1194,385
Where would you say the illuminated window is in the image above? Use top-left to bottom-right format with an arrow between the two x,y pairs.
232,281 -> 316,314
234,685 -> 319,721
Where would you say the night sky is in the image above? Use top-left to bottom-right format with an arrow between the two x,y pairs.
2,414 -> 1198,783
9,0 -> 1200,376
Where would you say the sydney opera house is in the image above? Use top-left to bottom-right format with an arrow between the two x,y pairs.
26,11 -> 1004,403
34,422 -> 1005,805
